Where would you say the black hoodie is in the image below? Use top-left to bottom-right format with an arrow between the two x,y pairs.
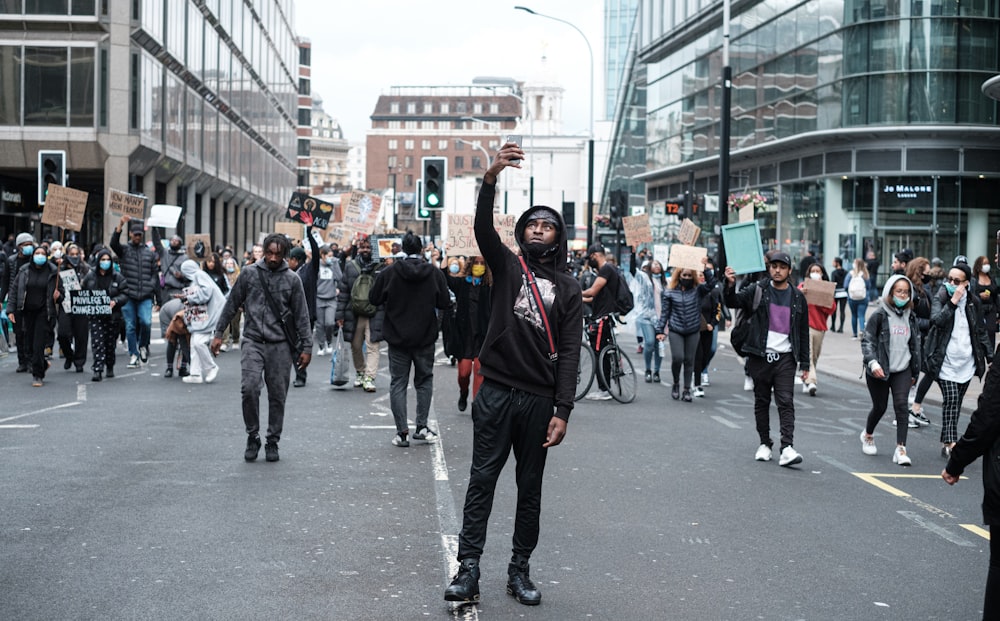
474,181 -> 583,421
368,254 -> 450,348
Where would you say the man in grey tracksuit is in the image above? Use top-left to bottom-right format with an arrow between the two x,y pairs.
211,234 -> 312,463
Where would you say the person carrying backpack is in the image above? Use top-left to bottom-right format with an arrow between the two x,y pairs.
336,236 -> 384,392
580,243 -> 625,401
845,258 -> 870,339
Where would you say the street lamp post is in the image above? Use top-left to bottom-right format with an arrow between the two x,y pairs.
515,5 -> 594,245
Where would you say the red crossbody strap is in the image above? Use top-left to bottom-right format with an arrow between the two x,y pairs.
517,256 -> 557,361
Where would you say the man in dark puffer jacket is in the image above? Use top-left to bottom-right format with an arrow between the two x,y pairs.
110,215 -> 160,367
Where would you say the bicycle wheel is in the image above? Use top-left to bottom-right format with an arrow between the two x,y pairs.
599,345 -> 637,403
575,342 -> 596,401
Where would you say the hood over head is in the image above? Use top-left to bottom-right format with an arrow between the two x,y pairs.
180,259 -> 201,280
514,204 -> 569,272
94,248 -> 114,267
396,255 -> 438,282
881,274 -> 913,299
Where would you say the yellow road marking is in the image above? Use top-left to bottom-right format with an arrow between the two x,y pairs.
959,524 -> 991,541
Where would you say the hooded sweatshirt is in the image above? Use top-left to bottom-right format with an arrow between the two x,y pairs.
368,254 -> 450,348
473,181 -> 584,421
878,275 -> 913,374
180,260 -> 227,334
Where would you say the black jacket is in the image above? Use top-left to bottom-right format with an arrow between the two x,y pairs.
294,232 -> 321,324
9,260 -> 59,320
923,288 -> 993,380
657,271 -> 717,336
110,231 -> 160,302
474,181 -> 583,421
445,274 -> 492,359
723,279 -> 811,372
81,266 -> 129,314
861,303 -> 921,381
335,256 -> 384,343
369,255 -> 450,349
945,349 -> 1000,524
4,252 -> 30,307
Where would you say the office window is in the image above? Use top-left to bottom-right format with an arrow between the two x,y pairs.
454,155 -> 464,170
404,155 -> 413,168
0,46 -> 21,125
388,139 -> 397,149
24,46 -> 68,126
490,103 -> 498,113
423,102 -> 433,113
404,139 -> 414,149
440,102 -> 449,113
421,139 -> 430,149
473,103 -> 482,114
438,139 -> 448,150
69,46 -> 95,126
406,101 -> 416,113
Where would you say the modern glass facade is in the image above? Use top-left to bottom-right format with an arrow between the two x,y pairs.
0,0 -> 299,253
601,0 -> 1000,278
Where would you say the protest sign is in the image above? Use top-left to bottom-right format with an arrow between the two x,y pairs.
41,185 -> 88,231
147,204 -> 182,228
107,189 -> 146,219
274,222 -> 302,241
286,192 -> 334,229
720,221 -> 766,275
622,214 -> 653,247
70,290 -> 112,316
802,279 -> 836,308
59,269 -> 81,313
667,244 -> 708,273
341,191 -> 382,237
372,236 -> 402,261
185,234 -> 212,260
445,214 -> 517,257
677,219 -> 702,246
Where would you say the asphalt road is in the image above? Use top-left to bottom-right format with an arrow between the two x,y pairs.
0,337 -> 991,620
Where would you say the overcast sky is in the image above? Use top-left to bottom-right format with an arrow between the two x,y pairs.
293,0 -> 604,142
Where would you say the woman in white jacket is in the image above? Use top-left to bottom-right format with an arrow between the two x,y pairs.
180,260 -> 227,384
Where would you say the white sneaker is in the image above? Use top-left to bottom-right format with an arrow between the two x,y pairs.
893,445 -> 912,466
205,366 -> 219,384
794,376 -> 803,385
316,346 -> 327,356
585,390 -> 613,401
701,372 -> 710,386
220,344 -> 229,352
807,383 -> 817,397
692,386 -> 705,398
778,445 -> 803,467
754,444 -> 772,461
892,417 -> 919,429
860,430 -> 877,455
743,376 -> 755,392
802,382 -> 810,394
182,375 -> 204,384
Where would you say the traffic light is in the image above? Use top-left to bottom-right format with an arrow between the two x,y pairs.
421,156 -> 446,211
38,149 -> 66,206
415,179 -> 430,220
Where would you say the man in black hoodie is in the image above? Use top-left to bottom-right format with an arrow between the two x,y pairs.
444,142 -> 583,607
368,231 -> 449,447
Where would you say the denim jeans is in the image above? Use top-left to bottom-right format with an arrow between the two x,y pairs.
848,298 -> 868,337
634,318 -> 661,373
121,297 -> 153,357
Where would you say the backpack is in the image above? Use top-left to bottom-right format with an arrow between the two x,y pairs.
614,272 -> 635,315
729,283 -> 763,358
349,260 -> 377,317
847,273 -> 867,301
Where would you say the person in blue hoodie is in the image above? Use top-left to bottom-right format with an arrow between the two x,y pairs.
444,141 -> 583,608
368,231 -> 450,448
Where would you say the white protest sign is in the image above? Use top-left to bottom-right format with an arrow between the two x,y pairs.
147,204 -> 182,228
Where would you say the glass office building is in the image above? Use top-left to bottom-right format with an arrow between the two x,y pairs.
604,0 -> 1000,274
0,0 -> 298,253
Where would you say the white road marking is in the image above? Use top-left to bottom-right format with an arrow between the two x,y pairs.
77,384 -> 87,402
0,401 -> 81,424
0,424 -> 40,429
897,511 -> 976,547
710,415 -> 740,429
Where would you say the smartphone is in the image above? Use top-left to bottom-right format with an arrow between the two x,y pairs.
506,134 -> 522,162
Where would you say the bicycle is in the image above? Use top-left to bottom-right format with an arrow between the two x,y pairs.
575,314 -> 636,403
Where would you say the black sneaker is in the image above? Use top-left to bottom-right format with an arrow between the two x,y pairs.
444,558 -> 481,603
458,392 -> 468,412
139,346 -> 148,363
164,368 -> 173,378
293,377 -> 306,388
681,389 -> 693,402
64,358 -> 73,370
265,441 -> 279,462
671,385 -> 680,400
178,366 -> 190,378
244,435 -> 261,461
644,370 -> 652,383
391,432 -> 410,448
506,556 -> 541,606
106,366 -> 114,379
92,371 -> 102,382
15,365 -> 27,373
653,372 -> 660,383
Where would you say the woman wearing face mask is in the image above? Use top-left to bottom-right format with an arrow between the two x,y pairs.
313,246 -> 342,355
201,252 -> 230,296
924,263 -> 993,457
905,257 -> 935,427
220,256 -> 242,351
797,263 -> 835,397
81,249 -> 128,382
54,243 -> 91,373
654,257 -> 715,401
627,256 -> 664,384
7,245 -> 58,386
972,255 -> 998,353
444,256 -> 491,411
859,274 -> 921,466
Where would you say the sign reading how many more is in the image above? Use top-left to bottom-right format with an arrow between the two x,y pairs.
70,290 -> 113,316
107,188 -> 146,219
445,214 -> 517,257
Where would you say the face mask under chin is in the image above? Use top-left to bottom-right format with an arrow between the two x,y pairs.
524,242 -> 558,259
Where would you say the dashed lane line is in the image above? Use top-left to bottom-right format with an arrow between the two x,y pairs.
0,401 -> 81,425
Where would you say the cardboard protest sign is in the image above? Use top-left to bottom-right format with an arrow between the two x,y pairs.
372,236 -> 402,261
107,188 -> 146,219
622,214 -> 653,247
147,204 -> 182,228
445,213 -> 517,257
721,221 -> 766,275
802,278 -> 836,308
677,219 -> 702,246
41,185 -> 89,231
59,269 -> 81,313
185,234 -> 212,261
341,191 -> 382,237
286,192 -> 334,230
667,244 -> 708,273
70,290 -> 112,316
274,222 -> 302,241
